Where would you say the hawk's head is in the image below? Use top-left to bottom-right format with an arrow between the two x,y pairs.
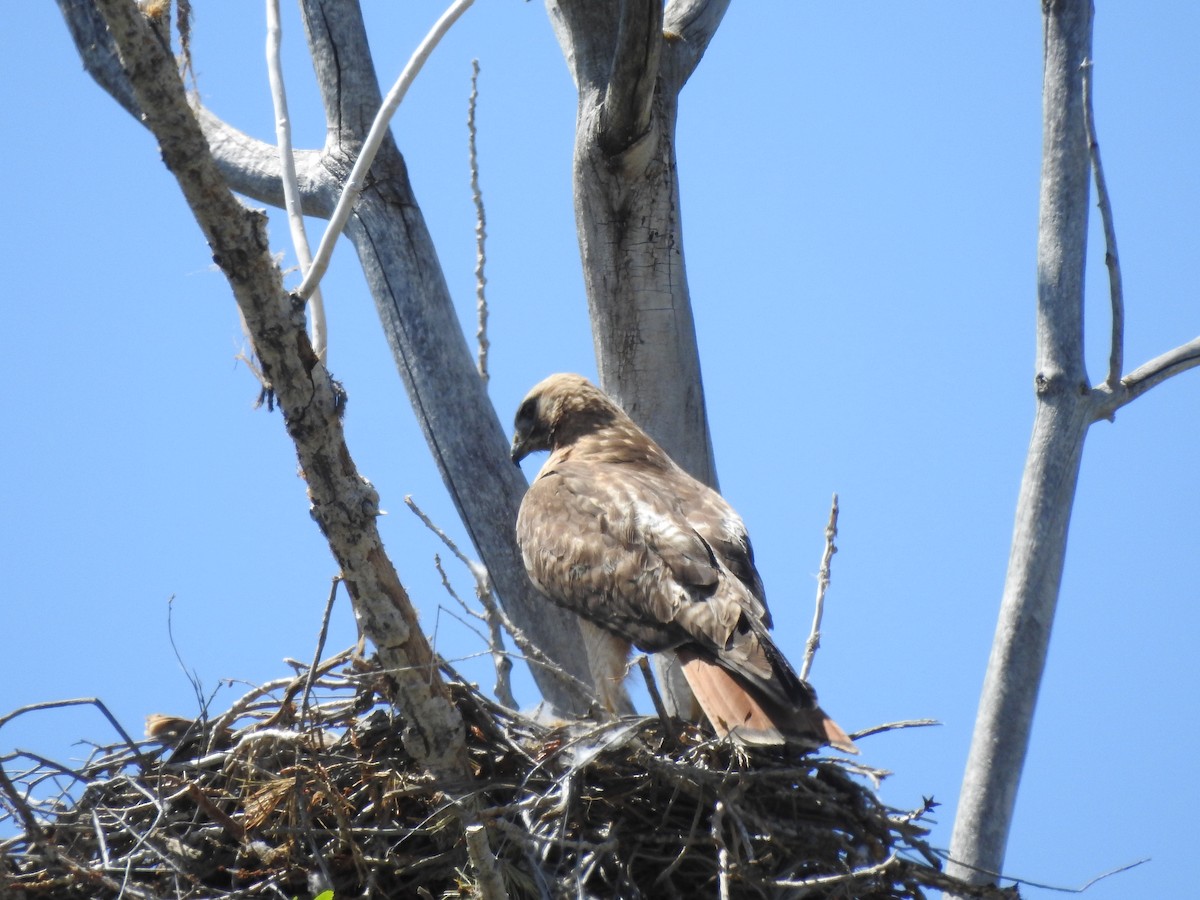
510,373 -> 621,464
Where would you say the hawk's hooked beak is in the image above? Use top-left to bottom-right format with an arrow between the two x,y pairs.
510,433 -> 529,466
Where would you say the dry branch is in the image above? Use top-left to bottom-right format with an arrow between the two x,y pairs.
801,493 -> 839,682
468,58 -> 490,386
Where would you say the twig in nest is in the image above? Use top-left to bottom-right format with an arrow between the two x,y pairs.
635,655 -> 672,736
300,576 -> 342,726
800,493 -> 839,681
712,798 -> 731,900
773,851 -> 899,889
851,718 -> 942,741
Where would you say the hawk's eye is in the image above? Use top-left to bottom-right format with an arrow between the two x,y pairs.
516,397 -> 538,431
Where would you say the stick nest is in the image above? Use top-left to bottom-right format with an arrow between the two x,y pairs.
0,653 -> 1015,899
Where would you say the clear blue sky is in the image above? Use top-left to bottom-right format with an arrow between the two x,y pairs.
4,3 -> 1198,896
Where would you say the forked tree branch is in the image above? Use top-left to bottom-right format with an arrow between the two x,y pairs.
946,1 -> 1094,889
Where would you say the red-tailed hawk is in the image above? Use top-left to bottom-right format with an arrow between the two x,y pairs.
511,373 -> 856,752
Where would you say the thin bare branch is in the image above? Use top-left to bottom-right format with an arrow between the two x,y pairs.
1080,59 -> 1123,389
267,0 -> 327,361
468,59 -> 490,386
772,852 -> 899,890
635,655 -> 672,733
850,718 -> 941,742
406,496 -> 518,710
300,576 -> 342,726
947,3 -> 1094,887
800,494 -> 838,682
297,0 -> 477,301
405,495 -> 487,585
1092,334 -> 1200,420
0,698 -> 149,769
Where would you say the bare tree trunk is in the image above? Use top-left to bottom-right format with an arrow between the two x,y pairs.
546,0 -> 730,715
57,0 -> 596,716
946,0 -> 1094,886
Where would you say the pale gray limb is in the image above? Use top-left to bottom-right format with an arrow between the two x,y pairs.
951,9 -> 1200,889
1080,59 -> 1123,390
946,2 -> 1095,889
266,0 -> 327,361
201,108 -> 332,214
468,60 -> 490,386
800,493 -> 839,682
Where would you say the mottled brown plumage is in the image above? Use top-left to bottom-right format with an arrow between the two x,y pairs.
512,373 -> 856,752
